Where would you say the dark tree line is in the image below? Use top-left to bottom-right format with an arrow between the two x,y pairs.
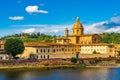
100,32 -> 120,44
0,32 -> 57,42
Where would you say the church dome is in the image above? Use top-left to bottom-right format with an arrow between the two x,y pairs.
72,17 -> 83,29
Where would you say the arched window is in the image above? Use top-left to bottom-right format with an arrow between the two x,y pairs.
47,55 -> 49,59
77,30 -> 79,34
48,49 -> 50,52
44,49 -> 45,53
41,49 -> 42,52
36,49 -> 38,53
41,55 -> 42,59
53,49 -> 55,52
44,55 -> 45,59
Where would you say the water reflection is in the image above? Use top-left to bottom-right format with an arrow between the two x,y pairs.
0,68 -> 120,80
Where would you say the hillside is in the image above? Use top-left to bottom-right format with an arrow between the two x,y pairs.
1,32 -> 120,44
0,33 -> 56,42
101,33 -> 120,44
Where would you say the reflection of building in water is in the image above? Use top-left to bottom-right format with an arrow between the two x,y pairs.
0,17 -> 115,59
77,68 -> 110,80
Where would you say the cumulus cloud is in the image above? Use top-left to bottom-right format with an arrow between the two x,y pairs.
84,16 -> 120,34
25,5 -> 48,14
20,24 -> 71,34
13,24 -> 72,35
9,16 -> 24,20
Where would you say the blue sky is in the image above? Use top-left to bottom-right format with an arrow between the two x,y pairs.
0,0 -> 120,37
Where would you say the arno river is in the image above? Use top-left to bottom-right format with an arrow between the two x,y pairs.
0,68 -> 120,80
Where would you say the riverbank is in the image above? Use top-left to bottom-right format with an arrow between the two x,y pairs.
0,65 -> 86,71
0,58 -> 120,71
1,65 -> 120,72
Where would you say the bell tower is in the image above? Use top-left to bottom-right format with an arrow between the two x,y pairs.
72,17 -> 84,36
64,27 -> 69,37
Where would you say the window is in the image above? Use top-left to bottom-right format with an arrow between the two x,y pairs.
36,49 -> 38,53
44,55 -> 45,59
47,55 -> 49,59
41,49 -> 42,52
48,49 -> 50,52
44,49 -> 45,53
41,55 -> 42,59
62,48 -> 64,51
77,30 -> 79,34
53,49 -> 55,52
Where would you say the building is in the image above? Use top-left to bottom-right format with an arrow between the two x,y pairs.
0,17 -> 115,59
56,17 -> 100,44
19,17 -> 114,59
0,40 -> 8,60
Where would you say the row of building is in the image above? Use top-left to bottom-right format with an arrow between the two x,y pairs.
0,17 -> 117,60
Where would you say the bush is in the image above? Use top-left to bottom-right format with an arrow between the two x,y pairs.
44,62 -> 49,66
93,50 -> 100,54
116,59 -> 120,64
71,57 -> 77,63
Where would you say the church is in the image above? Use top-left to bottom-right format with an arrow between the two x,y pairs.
56,17 -> 100,44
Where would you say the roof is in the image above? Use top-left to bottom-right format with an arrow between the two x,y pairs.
24,42 -> 75,47
72,17 -> 83,29
75,43 -> 114,46
24,42 -> 50,47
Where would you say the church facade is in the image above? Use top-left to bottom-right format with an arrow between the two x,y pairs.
56,17 -> 100,44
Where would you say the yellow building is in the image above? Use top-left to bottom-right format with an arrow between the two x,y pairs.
19,17 -> 115,59
56,17 -> 100,44
0,40 -> 8,60
0,17 -> 115,59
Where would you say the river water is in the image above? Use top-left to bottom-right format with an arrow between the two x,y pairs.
0,68 -> 120,80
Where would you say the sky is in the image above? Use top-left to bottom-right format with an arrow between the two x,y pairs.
0,0 -> 120,37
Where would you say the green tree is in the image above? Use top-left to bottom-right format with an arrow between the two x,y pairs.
93,50 -> 97,54
71,57 -> 77,63
4,39 -> 25,59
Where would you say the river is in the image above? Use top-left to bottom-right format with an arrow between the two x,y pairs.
0,68 -> 120,80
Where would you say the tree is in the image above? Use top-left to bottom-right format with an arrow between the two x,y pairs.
93,50 -> 97,54
71,57 -> 77,63
4,39 -> 25,59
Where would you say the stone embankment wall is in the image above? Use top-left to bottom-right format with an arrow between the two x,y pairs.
0,59 -> 118,69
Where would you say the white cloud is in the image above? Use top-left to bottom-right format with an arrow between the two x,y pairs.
84,16 -> 120,34
25,5 -> 48,14
105,26 -> 120,33
12,24 -> 72,35
110,16 -> 120,24
9,16 -> 24,20
22,28 -> 35,33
